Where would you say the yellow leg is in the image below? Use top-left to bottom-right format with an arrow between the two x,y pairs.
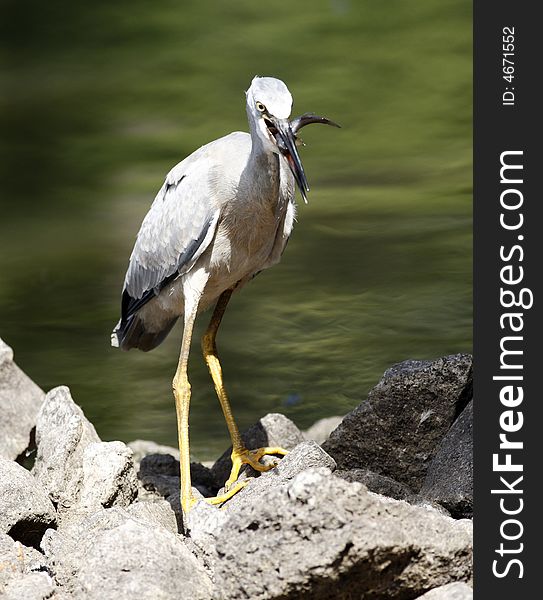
173,303 -> 198,515
202,288 -> 287,505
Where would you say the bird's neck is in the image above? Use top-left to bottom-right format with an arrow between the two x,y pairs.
246,125 -> 279,192
246,141 -> 280,199
243,106 -> 282,203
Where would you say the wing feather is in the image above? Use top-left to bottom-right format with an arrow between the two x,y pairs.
121,153 -> 221,323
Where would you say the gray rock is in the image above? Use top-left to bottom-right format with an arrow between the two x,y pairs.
128,439 -> 180,465
190,461 -> 218,495
32,386 -> 100,514
0,337 -> 45,461
126,498 -> 179,535
186,442 -> 335,557
218,440 -> 336,511
416,582 -> 473,599
144,455 -> 215,496
137,454 -> 217,512
186,499 -> 230,558
131,445 -> 213,491
303,415 -> 344,445
323,354 -> 472,491
135,468 -> 186,530
139,471 -> 180,500
78,441 -> 138,511
214,468 -> 472,600
0,533 -> 51,592
184,442 -> 329,541
2,572 -> 55,600
335,468 -> 412,500
419,400 -> 473,518
410,497 -> 452,518
133,449 -> 217,518
139,452 -> 180,477
33,398 -> 138,526
455,518 -> 473,538
0,458 -> 56,549
211,413 -> 304,488
45,508 -> 213,599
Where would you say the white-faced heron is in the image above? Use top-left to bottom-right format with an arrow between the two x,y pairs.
112,76 -> 338,513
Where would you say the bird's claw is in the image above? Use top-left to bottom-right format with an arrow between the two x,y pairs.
224,446 -> 288,490
204,480 -> 250,508
183,447 -> 288,511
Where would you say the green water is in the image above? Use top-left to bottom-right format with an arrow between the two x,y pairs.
0,0 -> 472,460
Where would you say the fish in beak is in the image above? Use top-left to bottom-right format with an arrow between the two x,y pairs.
265,113 -> 340,203
265,116 -> 310,202
290,112 -> 341,136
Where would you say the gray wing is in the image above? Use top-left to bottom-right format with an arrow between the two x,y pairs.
121,151 -> 221,320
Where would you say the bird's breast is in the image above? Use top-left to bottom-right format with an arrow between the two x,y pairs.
207,154 -> 287,281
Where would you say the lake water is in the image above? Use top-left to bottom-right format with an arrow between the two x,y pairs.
0,0 -> 472,459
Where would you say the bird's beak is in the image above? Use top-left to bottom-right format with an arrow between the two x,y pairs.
266,117 -> 310,203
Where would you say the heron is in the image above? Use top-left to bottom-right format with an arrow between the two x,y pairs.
111,76 -> 338,513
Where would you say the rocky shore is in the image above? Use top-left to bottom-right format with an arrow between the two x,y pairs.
0,336 -> 473,599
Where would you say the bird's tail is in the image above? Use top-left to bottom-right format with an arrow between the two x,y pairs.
111,314 -> 178,352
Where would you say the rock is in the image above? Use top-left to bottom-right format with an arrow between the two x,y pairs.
139,452 -> 180,477
140,454 -> 216,496
303,415 -> 344,445
78,441 -> 138,511
190,461 -> 218,495
419,400 -> 473,518
45,439 -> 139,528
44,508 -> 213,599
126,498 -> 179,535
185,441 -> 333,547
416,582 -> 473,599
183,441 -> 333,551
322,354 -> 472,491
0,344 -> 476,599
455,519 -> 473,538
117,450 -> 216,532
0,533 -> 52,593
32,386 -> 100,514
218,440 -> 336,512
186,499 -> 229,551
0,337 -> 45,461
335,468 -> 412,500
187,442 -> 335,563
129,442 -> 213,494
211,413 -> 305,488
128,439 -> 180,465
2,572 -> 55,600
138,471 -> 179,500
137,454 -> 217,508
214,468 -> 472,600
0,458 -> 56,549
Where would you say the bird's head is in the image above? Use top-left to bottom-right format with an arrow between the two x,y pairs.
246,76 -> 340,203
246,76 -> 309,202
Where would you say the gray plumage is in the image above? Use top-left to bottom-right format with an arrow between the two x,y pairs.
112,76 -> 337,352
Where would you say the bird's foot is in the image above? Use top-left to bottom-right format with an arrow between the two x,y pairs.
204,480 -> 250,507
224,446 -> 288,490
202,447 -> 287,507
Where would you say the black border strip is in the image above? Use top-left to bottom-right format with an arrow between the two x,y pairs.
474,2 -> 541,595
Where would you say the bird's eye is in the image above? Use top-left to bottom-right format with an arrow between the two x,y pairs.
256,101 -> 266,112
